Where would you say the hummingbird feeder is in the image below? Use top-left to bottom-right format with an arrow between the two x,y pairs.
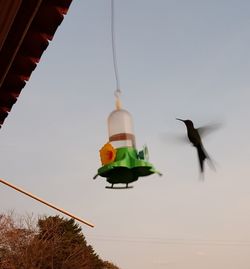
93,0 -> 161,188
94,92 -> 161,189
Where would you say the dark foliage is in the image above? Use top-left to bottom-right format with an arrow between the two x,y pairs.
0,214 -> 120,269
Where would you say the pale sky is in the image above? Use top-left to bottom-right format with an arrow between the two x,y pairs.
1,1 -> 250,268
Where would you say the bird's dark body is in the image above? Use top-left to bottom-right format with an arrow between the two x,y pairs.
177,119 -> 208,173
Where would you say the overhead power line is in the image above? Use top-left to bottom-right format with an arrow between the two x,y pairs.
87,235 -> 250,247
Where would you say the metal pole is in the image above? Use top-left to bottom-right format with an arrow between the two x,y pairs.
0,178 -> 94,228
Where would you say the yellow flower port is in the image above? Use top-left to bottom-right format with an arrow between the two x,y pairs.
99,143 -> 117,165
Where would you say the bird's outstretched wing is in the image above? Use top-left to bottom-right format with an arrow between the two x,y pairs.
160,133 -> 189,144
197,122 -> 222,137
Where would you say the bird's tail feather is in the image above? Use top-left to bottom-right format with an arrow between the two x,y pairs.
197,144 -> 206,173
197,144 -> 216,173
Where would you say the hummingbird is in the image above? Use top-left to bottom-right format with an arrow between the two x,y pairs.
176,118 -> 216,174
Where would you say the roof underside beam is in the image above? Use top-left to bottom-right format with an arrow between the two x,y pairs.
0,0 -> 72,128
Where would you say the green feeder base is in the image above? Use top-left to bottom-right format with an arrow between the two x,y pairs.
95,147 -> 161,188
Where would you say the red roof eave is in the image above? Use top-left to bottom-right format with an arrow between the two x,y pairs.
0,0 -> 73,128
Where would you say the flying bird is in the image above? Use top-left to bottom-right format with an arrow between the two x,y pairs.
176,118 -> 217,174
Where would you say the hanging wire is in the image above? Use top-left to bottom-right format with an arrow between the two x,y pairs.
111,0 -> 121,97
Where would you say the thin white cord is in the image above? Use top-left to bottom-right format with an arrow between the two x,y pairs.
111,0 -> 121,95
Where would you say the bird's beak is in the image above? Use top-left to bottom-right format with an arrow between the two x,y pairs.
176,118 -> 184,122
